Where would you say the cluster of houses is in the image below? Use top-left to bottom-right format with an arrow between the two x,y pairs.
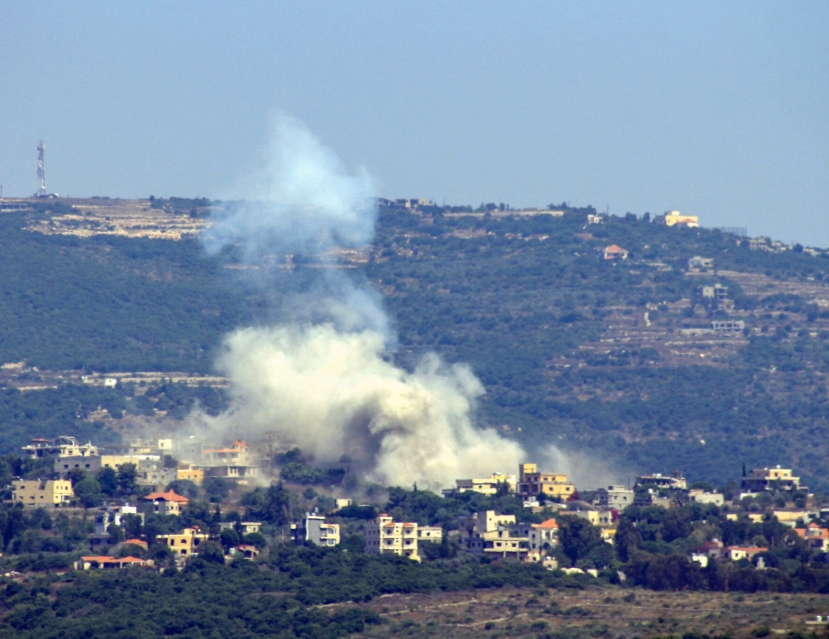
19,435 -> 261,496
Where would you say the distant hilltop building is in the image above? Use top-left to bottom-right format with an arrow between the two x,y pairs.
657,210 -> 699,228
635,471 -> 687,490
603,244 -> 629,260
741,466 -> 807,494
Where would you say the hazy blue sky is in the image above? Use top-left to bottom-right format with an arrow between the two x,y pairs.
1,2 -> 826,245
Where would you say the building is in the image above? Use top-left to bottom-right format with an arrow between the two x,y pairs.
724,546 -> 767,562
794,523 -> 829,552
157,527 -> 209,556
663,211 -> 699,228
635,472 -> 687,490
512,518 -> 559,552
12,479 -> 73,506
449,472 -> 515,497
23,436 -> 98,459
467,526 -> 530,561
688,256 -> 714,271
176,464 -> 204,485
688,490 -> 724,506
219,521 -> 262,535
595,485 -> 634,510
202,440 -> 259,481
603,244 -> 629,260
75,556 -> 154,570
230,544 -> 259,560
741,466 -> 806,493
417,526 -> 443,543
518,464 -> 575,499
364,514 -> 420,561
712,320 -> 745,331
94,504 -> 142,535
303,513 -> 340,547
143,489 -> 189,516
54,453 -> 164,480
587,214 -> 604,225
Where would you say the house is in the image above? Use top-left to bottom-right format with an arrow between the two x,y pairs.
663,211 -> 699,228
518,518 -> 559,552
22,436 -> 98,459
302,513 -> 340,547
603,244 -> 629,260
518,463 -> 575,499
635,472 -> 687,490
202,440 -> 259,480
417,526 -> 443,543
688,256 -> 714,271
75,556 -> 154,570
157,527 -> 209,556
688,489 -> 724,506
449,472 -> 515,497
12,479 -> 73,506
467,526 -> 530,561
364,514 -> 420,561
794,524 -> 829,552
587,214 -> 605,225
143,489 -> 189,516
176,464 -> 204,485
595,485 -> 634,510
230,544 -> 259,560
741,466 -> 806,493
725,546 -> 767,562
712,320 -> 745,331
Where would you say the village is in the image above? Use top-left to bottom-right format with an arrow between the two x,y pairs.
7,434 -> 827,578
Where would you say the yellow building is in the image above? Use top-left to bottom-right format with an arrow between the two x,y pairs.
12,479 -> 73,506
364,514 -> 420,561
663,210 -> 699,228
177,464 -> 204,485
157,527 -> 209,557
518,463 -> 575,499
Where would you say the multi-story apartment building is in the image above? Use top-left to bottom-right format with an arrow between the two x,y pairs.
741,466 -> 806,493
12,479 -> 73,506
364,514 -> 420,561
518,463 -> 575,499
157,527 -> 209,557
303,513 -> 340,547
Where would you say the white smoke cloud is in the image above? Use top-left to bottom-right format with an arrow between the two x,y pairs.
202,115 -> 527,487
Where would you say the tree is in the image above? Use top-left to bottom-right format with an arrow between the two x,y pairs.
116,463 -> 138,495
220,528 -> 240,549
558,516 -> 605,567
66,468 -> 88,487
121,513 -> 143,540
97,467 -> 118,496
196,540 -> 225,564
74,477 -> 103,508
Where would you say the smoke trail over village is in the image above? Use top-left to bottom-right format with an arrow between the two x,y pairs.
200,115 -> 525,487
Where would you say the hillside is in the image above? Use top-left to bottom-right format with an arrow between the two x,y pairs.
1,199 -> 829,490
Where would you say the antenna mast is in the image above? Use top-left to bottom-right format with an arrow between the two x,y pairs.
36,141 -> 46,197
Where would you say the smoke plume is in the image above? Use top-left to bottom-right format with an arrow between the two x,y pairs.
203,115 -> 525,487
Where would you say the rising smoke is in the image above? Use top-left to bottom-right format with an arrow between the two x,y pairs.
200,115 -> 526,488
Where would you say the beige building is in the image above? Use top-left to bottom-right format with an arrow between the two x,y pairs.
364,514 -> 420,561
451,473 -> 515,496
157,527 -> 209,556
143,489 -> 189,516
741,466 -> 806,493
417,526 -> 443,543
663,211 -> 699,228
12,479 -> 73,506
518,464 -> 575,499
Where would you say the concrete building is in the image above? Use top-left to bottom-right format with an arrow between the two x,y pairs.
176,464 -> 204,485
512,518 -> 559,552
417,526 -> 443,543
518,463 -> 575,500
23,436 -> 98,459
364,514 -> 420,561
688,256 -> 714,271
449,472 -> 515,496
157,527 -> 209,557
143,489 -> 189,516
635,472 -> 687,490
303,513 -> 340,547
12,479 -> 73,506
595,485 -> 634,510
712,320 -> 745,331
741,466 -> 806,493
688,490 -> 724,506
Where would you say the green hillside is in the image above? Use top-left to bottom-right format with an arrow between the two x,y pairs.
1,204 -> 828,490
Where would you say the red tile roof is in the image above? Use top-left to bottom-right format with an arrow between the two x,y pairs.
143,489 -> 189,503
533,518 -> 559,529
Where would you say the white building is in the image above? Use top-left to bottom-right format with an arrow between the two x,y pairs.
364,514 -> 420,561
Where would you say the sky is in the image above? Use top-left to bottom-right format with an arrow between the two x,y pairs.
0,1 -> 826,245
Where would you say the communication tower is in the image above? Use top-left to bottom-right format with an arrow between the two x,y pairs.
36,141 -> 46,197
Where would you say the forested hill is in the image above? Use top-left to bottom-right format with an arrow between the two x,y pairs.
2,200 -> 829,490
